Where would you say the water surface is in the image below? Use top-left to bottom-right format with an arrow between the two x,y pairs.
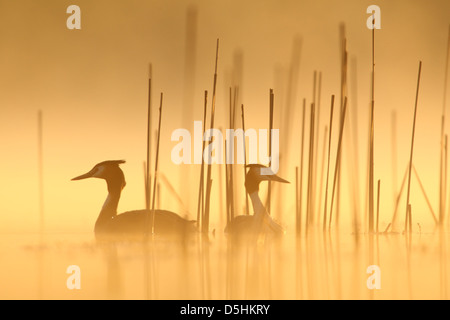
0,230 -> 448,299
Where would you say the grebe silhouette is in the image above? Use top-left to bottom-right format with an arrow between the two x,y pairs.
72,160 -> 196,237
225,164 -> 289,235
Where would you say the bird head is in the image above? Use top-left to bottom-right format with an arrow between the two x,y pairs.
244,164 -> 289,194
72,160 -> 126,191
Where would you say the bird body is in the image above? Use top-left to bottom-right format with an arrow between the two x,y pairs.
94,209 -> 196,235
72,160 -> 196,237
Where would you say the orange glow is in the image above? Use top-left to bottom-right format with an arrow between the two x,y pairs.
0,0 -> 450,300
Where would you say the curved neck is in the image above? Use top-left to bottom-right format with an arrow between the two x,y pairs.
249,191 -> 267,216
95,180 -> 122,232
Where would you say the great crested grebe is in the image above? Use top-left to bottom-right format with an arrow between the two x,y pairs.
72,160 -> 196,237
225,164 -> 289,235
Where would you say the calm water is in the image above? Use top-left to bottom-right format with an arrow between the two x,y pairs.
0,230 -> 448,299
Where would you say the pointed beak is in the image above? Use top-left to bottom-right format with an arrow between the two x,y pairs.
259,171 -> 290,184
71,168 -> 96,181
267,174 -> 290,184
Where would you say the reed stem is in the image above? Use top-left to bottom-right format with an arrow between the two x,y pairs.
306,103 -> 315,230
369,23 -> 375,234
337,28 -> 348,227
268,88 -> 274,215
323,96 -> 335,232
299,99 -> 306,234
228,87 -> 236,220
404,61 -> 422,231
317,125 -> 328,230
146,65 -> 152,211
150,93 -> 163,235
196,91 -> 208,228
314,72 -> 322,223
203,39 -> 219,234
329,97 -> 348,230
241,104 -> 249,215
389,165 -> 409,231
440,26 -> 450,226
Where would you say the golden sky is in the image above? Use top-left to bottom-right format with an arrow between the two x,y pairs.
1,0 -> 450,233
